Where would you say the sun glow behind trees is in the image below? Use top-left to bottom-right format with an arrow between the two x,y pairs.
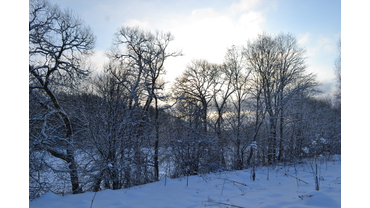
29,0 -> 341,201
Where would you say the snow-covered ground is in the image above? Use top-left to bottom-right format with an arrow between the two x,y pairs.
29,159 -> 341,208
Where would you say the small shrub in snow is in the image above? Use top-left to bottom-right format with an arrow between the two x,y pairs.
298,194 -> 313,200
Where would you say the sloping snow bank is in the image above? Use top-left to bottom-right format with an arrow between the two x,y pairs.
30,160 -> 341,208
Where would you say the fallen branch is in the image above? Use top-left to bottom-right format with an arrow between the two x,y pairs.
208,200 -> 244,208
90,191 -> 97,208
219,178 -> 247,195
277,169 -> 308,184
221,178 -> 248,187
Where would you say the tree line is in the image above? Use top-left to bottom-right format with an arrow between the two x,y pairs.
29,0 -> 341,199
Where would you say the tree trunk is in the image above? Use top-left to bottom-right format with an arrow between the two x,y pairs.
268,118 -> 277,164
278,110 -> 284,162
42,85 -> 81,194
67,149 -> 82,194
30,48 -> 83,195
154,96 -> 160,181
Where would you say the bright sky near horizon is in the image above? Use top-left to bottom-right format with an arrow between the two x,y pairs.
48,0 -> 341,96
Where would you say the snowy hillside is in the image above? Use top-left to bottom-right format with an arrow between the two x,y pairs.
30,159 -> 341,208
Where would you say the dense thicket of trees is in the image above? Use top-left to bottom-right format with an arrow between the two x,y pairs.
29,0 -> 341,199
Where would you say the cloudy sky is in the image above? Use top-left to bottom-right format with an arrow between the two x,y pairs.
47,0 -> 341,95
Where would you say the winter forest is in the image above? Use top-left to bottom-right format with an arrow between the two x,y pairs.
29,0 -> 341,201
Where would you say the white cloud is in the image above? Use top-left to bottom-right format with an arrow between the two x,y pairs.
238,11 -> 264,25
190,7 -> 217,20
236,11 -> 264,38
298,33 -> 310,46
161,0 -> 267,85
173,5 -> 264,60
308,64 -> 337,95
90,50 -> 109,72
228,0 -> 261,13
123,19 -> 150,29
304,35 -> 338,60
303,35 -> 339,95
318,37 -> 335,53
83,0 -> 266,85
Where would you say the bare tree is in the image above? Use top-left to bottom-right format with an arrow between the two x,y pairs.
171,59 -> 218,174
29,0 -> 95,194
223,45 -> 251,170
244,33 -> 317,163
142,31 -> 182,181
245,68 -> 265,170
211,63 -> 235,168
244,33 -> 278,164
84,73 -> 129,190
108,26 -> 181,181
173,59 -> 218,133
274,33 -> 317,161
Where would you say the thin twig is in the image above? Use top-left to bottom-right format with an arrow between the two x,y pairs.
277,169 -> 308,184
209,200 -> 244,208
221,178 -> 226,195
90,191 -> 97,208
221,178 -> 248,187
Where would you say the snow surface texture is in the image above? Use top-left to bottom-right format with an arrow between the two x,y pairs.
30,160 -> 341,208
